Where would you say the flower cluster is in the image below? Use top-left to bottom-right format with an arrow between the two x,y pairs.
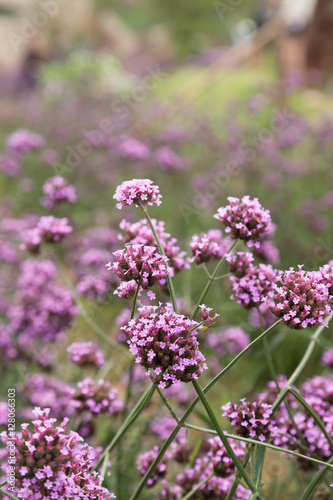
114,178 -> 162,209
137,446 -> 168,487
6,129 -> 44,154
266,266 -> 333,329
156,146 -> 184,171
107,244 -> 170,292
229,263 -> 280,310
123,303 -> 209,388
72,377 -> 124,415
222,398 -> 277,441
67,341 -> 105,367
227,251 -> 254,278
41,176 -> 77,209
206,327 -> 250,357
120,138 -> 150,160
22,216 -> 73,252
214,196 -> 272,248
190,230 -> 231,266
0,407 -> 115,499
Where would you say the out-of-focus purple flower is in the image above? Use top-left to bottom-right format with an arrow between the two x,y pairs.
42,148 -> 60,165
266,266 -> 333,329
107,244 -> 170,289
0,154 -> 21,176
214,196 -> 272,249
77,274 -> 110,300
156,147 -> 184,171
206,327 -> 250,357
41,175 -> 77,209
72,377 -> 124,415
150,416 -> 187,441
321,349 -> 333,368
114,178 -> 162,210
254,240 -> 280,265
222,398 -> 277,441
67,341 -> 105,367
6,129 -> 44,154
1,407 -> 115,499
120,138 -> 150,160
123,303 -> 209,388
21,216 -> 73,253
249,302 -> 277,329
137,446 -> 168,487
230,264 -> 280,310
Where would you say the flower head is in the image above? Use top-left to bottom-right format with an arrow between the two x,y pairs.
67,341 -> 105,367
41,176 -> 77,209
6,129 -> 44,154
114,178 -> 162,209
123,303 -> 209,388
214,196 -> 272,248
72,377 -> 124,415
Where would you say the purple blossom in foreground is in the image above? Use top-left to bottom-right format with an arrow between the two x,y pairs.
107,244 -> 170,290
206,327 -> 250,357
67,341 -> 105,367
41,175 -> 77,209
123,303 -> 209,388
266,266 -> 333,329
113,280 -> 140,299
190,232 -> 223,266
0,407 -> 115,499
222,398 -> 277,441
6,129 -> 44,154
72,377 -> 124,415
230,263 -> 280,310
214,196 -> 272,249
114,178 -> 162,209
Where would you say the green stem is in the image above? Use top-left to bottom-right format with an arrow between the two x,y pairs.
190,239 -> 238,320
156,387 -> 180,423
0,482 -> 7,488
131,283 -> 141,320
300,456 -> 333,500
94,384 -> 155,471
179,472 -> 214,500
225,451 -> 251,500
0,488 -> 20,500
272,317 -> 332,412
191,379 -> 258,495
140,206 -> 178,313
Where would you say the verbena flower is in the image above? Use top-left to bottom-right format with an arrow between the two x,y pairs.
0,407 -> 115,499
67,341 -> 105,367
227,251 -> 255,278
230,263 -> 280,310
41,176 -> 77,209
114,178 -> 162,209
156,146 -> 184,171
190,233 -> 222,266
72,377 -> 124,415
206,327 -> 250,357
123,303 -> 209,388
214,196 -> 272,248
222,398 -> 277,442
137,446 -> 168,486
21,217 -> 73,252
266,266 -> 333,329
6,129 -> 44,154
321,348 -> 333,368
76,274 -> 110,300
119,138 -> 150,160
107,244 -> 170,289
113,280 -> 140,299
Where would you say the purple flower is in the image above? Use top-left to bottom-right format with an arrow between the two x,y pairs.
114,280 -> 140,299
137,446 -> 168,486
119,138 -> 150,160
114,178 -> 162,209
190,233 -> 221,266
321,348 -> 333,368
156,146 -> 184,171
222,398 -> 277,441
6,129 -> 44,154
107,244 -> 170,289
76,274 -> 110,300
123,303 -> 209,388
72,377 -> 124,415
214,196 -> 272,249
1,407 -> 115,499
206,327 -> 250,357
230,263 -> 280,310
266,266 -> 333,329
227,251 -> 255,278
67,341 -> 105,367
41,176 -> 77,209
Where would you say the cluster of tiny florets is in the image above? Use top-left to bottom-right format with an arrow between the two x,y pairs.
72,377 -> 124,415
0,407 -> 115,499
123,304 -> 209,388
67,341 -> 105,367
137,446 -> 168,487
266,266 -> 333,329
190,230 -> 231,266
6,129 -> 44,154
222,398 -> 277,441
206,327 -> 250,357
227,251 -> 255,278
21,216 -> 73,252
114,178 -> 162,209
107,244 -> 170,296
229,263 -> 280,310
41,176 -> 77,209
214,196 -> 272,248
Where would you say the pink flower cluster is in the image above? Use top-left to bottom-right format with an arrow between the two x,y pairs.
67,341 -> 105,367
123,303 -> 209,388
190,230 -> 231,266
114,178 -> 162,209
227,251 -> 254,278
137,446 -> 168,487
266,266 -> 333,329
6,129 -> 44,154
41,175 -> 77,209
22,216 -> 73,253
0,407 -> 115,499
120,138 -> 150,160
214,196 -> 272,248
222,398 -> 278,442
72,377 -> 124,415
107,244 -> 170,293
206,327 -> 250,357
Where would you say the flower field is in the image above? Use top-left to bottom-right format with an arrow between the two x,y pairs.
1,54 -> 333,499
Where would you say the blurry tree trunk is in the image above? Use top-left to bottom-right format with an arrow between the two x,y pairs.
306,0 -> 333,84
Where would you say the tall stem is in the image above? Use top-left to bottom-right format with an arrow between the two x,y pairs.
140,206 -> 178,313
190,239 -> 238,320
